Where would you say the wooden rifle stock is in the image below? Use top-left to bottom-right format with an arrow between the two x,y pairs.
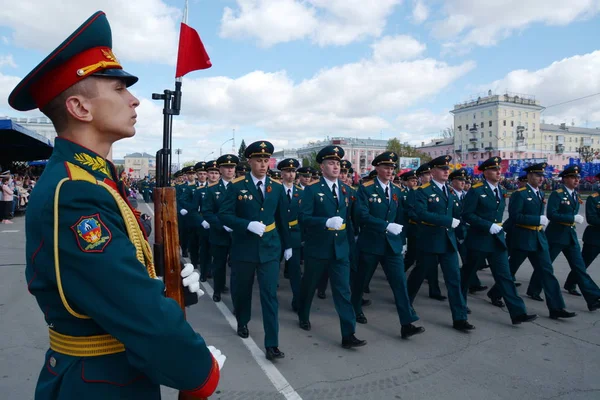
154,187 -> 207,400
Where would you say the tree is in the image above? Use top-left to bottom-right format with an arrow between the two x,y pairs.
386,138 -> 432,163
441,126 -> 455,138
238,139 -> 247,163
302,151 -> 319,170
183,160 -> 198,167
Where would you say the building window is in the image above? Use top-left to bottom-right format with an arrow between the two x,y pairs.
480,111 -> 484,118
458,125 -> 462,131
488,110 -> 492,116
473,113 -> 476,119
480,122 -> 484,128
481,143 -> 484,149
481,132 -> 484,138
511,121 -> 514,127
489,120 -> 492,127
503,120 -> 506,126
569,137 -> 572,142
510,153 -> 513,158
488,142 -> 492,148
489,131 -> 492,137
503,152 -> 506,158
511,110 -> 514,117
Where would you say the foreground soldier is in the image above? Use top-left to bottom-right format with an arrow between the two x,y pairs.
487,163 -> 576,319
352,152 -> 424,339
298,146 -> 366,349
219,141 -> 292,361
11,11 -> 223,398
461,158 -> 537,325
527,165 -> 600,310
406,156 -> 473,332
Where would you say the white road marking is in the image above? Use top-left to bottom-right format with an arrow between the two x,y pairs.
1,230 -> 19,233
143,201 -> 302,399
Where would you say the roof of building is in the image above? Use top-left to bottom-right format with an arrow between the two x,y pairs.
124,152 -> 156,158
417,137 -> 454,149
540,123 -> 600,136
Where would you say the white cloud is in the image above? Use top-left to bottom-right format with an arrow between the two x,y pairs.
371,35 -> 426,62
0,55 -> 17,69
480,50 -> 600,127
220,0 -> 402,47
432,0 -> 600,48
412,0 -> 429,24
0,72 -> 22,110
0,0 -> 180,64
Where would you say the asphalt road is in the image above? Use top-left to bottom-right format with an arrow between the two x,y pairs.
1,202 -> 600,400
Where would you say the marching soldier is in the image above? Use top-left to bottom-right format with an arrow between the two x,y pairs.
140,176 -> 150,202
406,156 -> 474,332
179,165 -> 202,272
400,169 -> 419,270
298,145 -> 367,349
177,166 -> 196,258
570,172 -> 600,288
203,157 -> 238,303
460,157 -> 537,324
236,163 -> 249,178
413,163 -> 444,300
12,11 -> 223,398
278,158 -> 303,311
449,168 -> 486,294
352,152 -> 424,338
527,165 -> 600,310
487,163 -> 577,319
191,161 -> 212,281
219,141 -> 292,361
297,167 -> 312,189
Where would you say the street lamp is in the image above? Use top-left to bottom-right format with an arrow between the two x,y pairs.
175,148 -> 182,171
203,151 -> 214,161
220,138 -> 234,156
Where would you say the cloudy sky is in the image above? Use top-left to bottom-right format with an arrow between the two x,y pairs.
1,0 -> 600,163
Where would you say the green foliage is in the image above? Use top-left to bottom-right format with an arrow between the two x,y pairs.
387,138 -> 432,163
183,160 -> 197,167
302,151 -> 319,169
238,139 -> 247,163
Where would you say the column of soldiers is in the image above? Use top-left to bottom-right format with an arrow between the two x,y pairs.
174,143 -> 600,361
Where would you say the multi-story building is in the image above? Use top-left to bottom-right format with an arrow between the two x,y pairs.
296,137 -> 388,174
10,116 -> 57,142
417,138 -> 454,159
451,91 -> 544,168
124,152 -> 156,179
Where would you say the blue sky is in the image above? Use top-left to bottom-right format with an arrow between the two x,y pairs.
1,0 -> 600,163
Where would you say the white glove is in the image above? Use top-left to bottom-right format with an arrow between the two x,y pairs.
180,209 -> 188,216
574,214 -> 584,224
325,216 -> 344,230
451,218 -> 460,229
208,346 -> 226,370
284,248 -> 293,261
386,223 -> 403,235
402,244 -> 407,255
489,223 -> 503,235
457,239 -> 464,244
540,215 -> 549,227
181,264 -> 204,297
201,221 -> 210,229
247,221 -> 266,236
223,225 -> 233,233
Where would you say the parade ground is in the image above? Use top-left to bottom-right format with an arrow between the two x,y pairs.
2,203 -> 600,400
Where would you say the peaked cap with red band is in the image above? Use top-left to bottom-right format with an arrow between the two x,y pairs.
8,11 -> 138,112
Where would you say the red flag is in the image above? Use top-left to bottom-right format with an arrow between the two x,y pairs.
175,22 -> 212,78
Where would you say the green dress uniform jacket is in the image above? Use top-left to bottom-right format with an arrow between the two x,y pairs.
202,179 -> 232,247
282,183 -> 304,309
25,138 -> 218,399
529,186 -> 600,306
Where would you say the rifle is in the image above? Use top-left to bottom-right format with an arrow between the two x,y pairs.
153,83 -> 203,400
